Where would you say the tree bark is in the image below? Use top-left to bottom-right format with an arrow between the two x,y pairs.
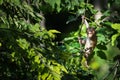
94,0 -> 108,20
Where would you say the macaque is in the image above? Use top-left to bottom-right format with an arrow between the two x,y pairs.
78,16 -> 97,67
84,27 -> 97,58
79,27 -> 97,56
79,27 -> 97,68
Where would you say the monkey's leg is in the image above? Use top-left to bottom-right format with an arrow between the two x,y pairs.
83,48 -> 93,68
84,60 -> 90,68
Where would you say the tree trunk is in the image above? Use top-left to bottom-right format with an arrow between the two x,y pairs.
94,0 -> 108,20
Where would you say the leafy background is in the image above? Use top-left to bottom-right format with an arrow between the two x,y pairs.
0,0 -> 120,80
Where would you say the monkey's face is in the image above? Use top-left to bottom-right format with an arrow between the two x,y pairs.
87,27 -> 95,38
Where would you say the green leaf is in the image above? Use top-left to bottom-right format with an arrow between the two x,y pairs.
53,66 -> 60,74
16,38 -> 30,50
97,51 -> 107,59
0,42 -> 2,47
41,73 -> 49,80
29,23 -> 40,33
55,0 -> 61,12
103,10 -> 110,17
48,30 -> 61,34
97,33 -> 106,43
111,33 -> 120,46
34,13 -> 43,21
34,56 -> 40,64
29,12 -> 35,17
44,0 -> 61,10
60,66 -> 68,73
23,3 -> 33,12
0,0 -> 3,5
46,74 -> 52,80
64,37 -> 75,41
48,29 -> 60,39
103,21 -> 112,26
97,44 -> 107,50
28,49 -> 36,58
111,23 -> 120,33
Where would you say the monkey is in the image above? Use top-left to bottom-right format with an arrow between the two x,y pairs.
79,27 -> 97,68
79,27 -> 97,57
78,16 -> 97,68
84,27 -> 97,58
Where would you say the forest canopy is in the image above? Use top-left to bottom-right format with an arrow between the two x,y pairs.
0,0 -> 120,80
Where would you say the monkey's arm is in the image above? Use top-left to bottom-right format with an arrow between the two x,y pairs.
78,37 -> 86,45
82,16 -> 89,28
80,16 -> 97,68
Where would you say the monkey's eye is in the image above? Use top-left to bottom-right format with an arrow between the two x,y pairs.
88,31 -> 92,34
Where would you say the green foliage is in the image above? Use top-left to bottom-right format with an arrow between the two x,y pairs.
0,0 -> 120,80
111,23 -> 120,46
0,1 -> 67,79
44,0 -> 61,12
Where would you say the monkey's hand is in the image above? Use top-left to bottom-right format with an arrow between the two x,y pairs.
78,37 -> 86,45
84,47 -> 93,58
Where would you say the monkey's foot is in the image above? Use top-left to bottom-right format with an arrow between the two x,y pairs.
84,61 -> 90,68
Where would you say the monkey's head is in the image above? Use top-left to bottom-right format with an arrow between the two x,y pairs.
86,27 -> 96,38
